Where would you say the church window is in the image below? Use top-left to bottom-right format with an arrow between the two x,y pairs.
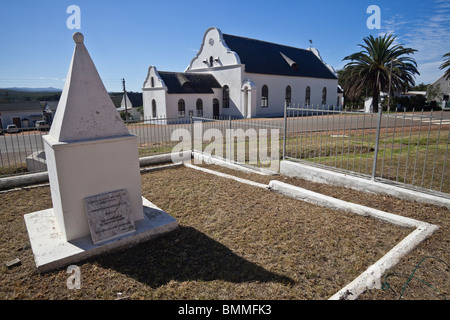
196,99 -> 203,116
223,86 -> 230,108
152,99 -> 157,117
261,85 -> 269,108
178,99 -> 185,117
285,86 -> 292,107
305,86 -> 311,106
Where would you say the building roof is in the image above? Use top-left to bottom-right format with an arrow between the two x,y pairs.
0,101 -> 43,112
158,72 -> 221,94
124,92 -> 143,108
44,101 -> 59,112
221,34 -> 337,80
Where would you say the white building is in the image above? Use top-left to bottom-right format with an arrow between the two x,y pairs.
116,92 -> 143,121
0,101 -> 44,130
143,27 -> 339,121
428,74 -> 450,109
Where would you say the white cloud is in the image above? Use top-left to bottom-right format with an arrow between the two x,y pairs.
416,61 -> 442,84
379,0 -> 450,84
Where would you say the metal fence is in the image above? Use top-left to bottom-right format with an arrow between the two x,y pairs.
0,128 -> 48,176
1,108 -> 449,196
283,104 -> 450,195
191,116 -> 283,172
0,116 -> 283,177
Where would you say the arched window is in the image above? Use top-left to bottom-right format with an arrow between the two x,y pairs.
305,86 -> 311,106
151,77 -> 155,88
196,99 -> 203,117
178,99 -> 185,118
261,85 -> 269,108
285,86 -> 292,107
322,87 -> 327,105
209,56 -> 214,67
152,99 -> 157,117
213,98 -> 220,118
223,86 -> 230,108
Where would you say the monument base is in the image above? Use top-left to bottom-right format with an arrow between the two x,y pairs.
24,197 -> 178,273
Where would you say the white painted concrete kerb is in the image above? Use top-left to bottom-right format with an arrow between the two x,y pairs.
268,180 -> 439,300
280,160 -> 450,209
179,164 -> 441,300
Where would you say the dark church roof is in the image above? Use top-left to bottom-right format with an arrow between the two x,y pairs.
125,92 -> 143,107
159,72 -> 221,94
222,34 -> 337,80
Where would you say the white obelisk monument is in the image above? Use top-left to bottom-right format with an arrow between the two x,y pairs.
24,33 -> 177,272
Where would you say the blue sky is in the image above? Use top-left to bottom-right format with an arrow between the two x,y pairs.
0,0 -> 449,92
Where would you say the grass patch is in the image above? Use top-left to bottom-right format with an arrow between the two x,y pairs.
0,164 -> 28,176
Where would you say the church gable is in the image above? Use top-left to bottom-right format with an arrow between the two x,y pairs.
143,66 -> 166,89
186,27 -> 241,71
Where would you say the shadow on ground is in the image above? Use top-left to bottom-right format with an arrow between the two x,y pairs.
95,225 -> 294,288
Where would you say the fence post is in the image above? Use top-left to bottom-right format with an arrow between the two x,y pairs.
283,101 -> 287,161
190,114 -> 194,153
371,107 -> 383,180
228,116 -> 232,162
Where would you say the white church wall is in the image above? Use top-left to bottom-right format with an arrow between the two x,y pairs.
143,88 -> 166,119
165,91 -> 221,120
187,66 -> 244,118
246,73 -> 338,117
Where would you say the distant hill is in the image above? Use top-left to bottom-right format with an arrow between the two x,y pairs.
0,88 -> 61,103
1,87 -> 62,93
0,88 -> 134,108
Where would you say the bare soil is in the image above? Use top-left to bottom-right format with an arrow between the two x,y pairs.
0,163 -> 448,300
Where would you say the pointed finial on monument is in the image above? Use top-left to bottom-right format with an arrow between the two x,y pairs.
73,32 -> 84,44
49,31 -> 130,142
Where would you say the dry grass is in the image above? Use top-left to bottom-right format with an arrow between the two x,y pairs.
0,164 -> 448,300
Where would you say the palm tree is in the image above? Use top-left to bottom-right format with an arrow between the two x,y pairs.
340,34 -> 419,113
440,53 -> 450,80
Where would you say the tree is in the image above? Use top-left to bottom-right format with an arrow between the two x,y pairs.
337,69 -> 363,110
410,83 -> 428,91
341,34 -> 419,113
440,53 -> 450,80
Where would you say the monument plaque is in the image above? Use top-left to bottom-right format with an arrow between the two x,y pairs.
84,189 -> 136,244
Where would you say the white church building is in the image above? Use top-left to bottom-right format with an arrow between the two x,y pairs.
143,27 -> 339,121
